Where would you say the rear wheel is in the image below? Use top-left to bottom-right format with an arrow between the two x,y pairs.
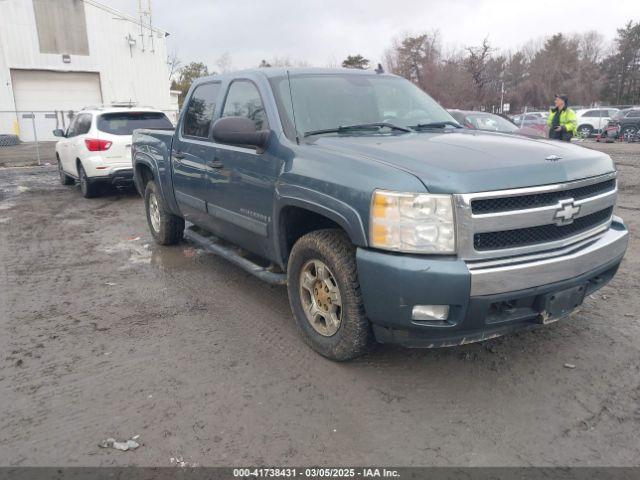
621,126 -> 637,139
287,229 -> 374,361
577,124 -> 593,138
57,155 -> 74,185
78,163 -> 99,198
144,180 -> 184,245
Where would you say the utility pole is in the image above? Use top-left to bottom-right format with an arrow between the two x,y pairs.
500,80 -> 505,114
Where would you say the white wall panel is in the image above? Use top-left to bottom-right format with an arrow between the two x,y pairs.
0,0 -> 172,116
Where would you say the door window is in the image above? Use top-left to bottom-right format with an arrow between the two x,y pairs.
627,110 -> 640,118
182,82 -> 221,138
221,81 -> 268,130
66,116 -> 79,137
582,110 -> 598,117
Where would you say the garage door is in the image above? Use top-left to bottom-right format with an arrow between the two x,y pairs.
10,70 -> 102,141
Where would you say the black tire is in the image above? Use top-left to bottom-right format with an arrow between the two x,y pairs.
144,180 -> 184,245
287,229 -> 374,361
78,162 -> 99,198
57,155 -> 74,185
577,124 -> 593,138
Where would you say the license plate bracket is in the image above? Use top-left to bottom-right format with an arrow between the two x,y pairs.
536,284 -> 586,324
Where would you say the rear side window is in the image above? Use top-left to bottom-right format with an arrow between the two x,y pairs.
221,81 -> 268,130
183,82 -> 220,138
582,110 -> 598,117
98,112 -> 172,135
76,114 -> 92,135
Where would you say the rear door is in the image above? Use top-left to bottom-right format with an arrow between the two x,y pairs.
69,113 -> 92,175
58,115 -> 78,173
171,82 -> 221,226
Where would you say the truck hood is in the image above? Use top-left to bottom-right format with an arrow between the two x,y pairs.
313,130 -> 614,193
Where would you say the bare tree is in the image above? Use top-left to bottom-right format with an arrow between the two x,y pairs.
464,38 -> 494,100
215,52 -> 233,73
167,51 -> 182,81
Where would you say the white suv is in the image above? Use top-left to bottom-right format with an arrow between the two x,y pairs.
574,107 -> 619,137
54,107 -> 173,198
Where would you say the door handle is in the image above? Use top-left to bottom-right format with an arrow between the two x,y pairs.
173,150 -> 185,160
207,159 -> 224,169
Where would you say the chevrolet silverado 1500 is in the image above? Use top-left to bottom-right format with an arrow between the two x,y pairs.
132,68 -> 628,361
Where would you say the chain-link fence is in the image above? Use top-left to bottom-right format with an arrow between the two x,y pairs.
0,109 -> 179,167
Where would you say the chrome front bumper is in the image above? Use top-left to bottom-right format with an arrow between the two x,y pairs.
468,217 -> 628,296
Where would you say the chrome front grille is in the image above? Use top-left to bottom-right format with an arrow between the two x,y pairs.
470,178 -> 616,214
454,172 -> 618,260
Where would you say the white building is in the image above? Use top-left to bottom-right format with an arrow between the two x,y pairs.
0,0 -> 176,141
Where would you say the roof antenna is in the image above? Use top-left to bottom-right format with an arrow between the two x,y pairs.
375,63 -> 384,74
286,70 -> 300,144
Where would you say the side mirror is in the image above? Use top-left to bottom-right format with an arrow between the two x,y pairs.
212,116 -> 268,150
53,129 -> 65,138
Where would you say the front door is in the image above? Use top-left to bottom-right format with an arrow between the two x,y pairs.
171,82 -> 221,226
205,79 -> 280,258
58,115 -> 78,174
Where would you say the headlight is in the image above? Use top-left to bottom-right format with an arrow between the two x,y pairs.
370,190 -> 455,254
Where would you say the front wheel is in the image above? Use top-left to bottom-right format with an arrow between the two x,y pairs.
57,155 -> 74,185
287,229 -> 374,361
144,180 -> 184,245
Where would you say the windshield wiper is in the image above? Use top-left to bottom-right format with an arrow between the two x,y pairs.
303,122 -> 411,137
409,121 -> 462,130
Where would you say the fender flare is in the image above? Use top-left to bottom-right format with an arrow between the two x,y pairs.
273,184 -> 368,264
133,155 -> 158,193
133,153 -> 181,215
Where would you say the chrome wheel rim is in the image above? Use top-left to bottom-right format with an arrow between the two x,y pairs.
148,192 -> 161,233
579,127 -> 591,136
299,259 -> 342,336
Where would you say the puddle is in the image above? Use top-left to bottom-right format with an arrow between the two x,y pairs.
100,241 -> 152,267
150,245 -> 205,269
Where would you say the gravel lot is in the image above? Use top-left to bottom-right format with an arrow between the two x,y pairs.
0,142 -> 639,467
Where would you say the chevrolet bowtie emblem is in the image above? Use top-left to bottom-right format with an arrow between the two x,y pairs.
554,199 -> 580,225
545,154 -> 562,161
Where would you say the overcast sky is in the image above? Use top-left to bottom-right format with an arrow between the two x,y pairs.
103,0 -> 638,70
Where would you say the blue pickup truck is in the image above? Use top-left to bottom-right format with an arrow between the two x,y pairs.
132,68 -> 628,361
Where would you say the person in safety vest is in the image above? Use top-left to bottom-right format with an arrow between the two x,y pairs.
547,93 -> 577,141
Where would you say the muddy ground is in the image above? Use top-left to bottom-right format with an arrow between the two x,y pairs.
0,142 -> 639,467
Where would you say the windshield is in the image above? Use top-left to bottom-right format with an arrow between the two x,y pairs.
270,73 -> 458,138
97,112 -> 173,135
464,113 -> 518,133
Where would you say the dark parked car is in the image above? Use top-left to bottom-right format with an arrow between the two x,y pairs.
132,68 -> 627,361
604,108 -> 640,139
449,110 -> 545,137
